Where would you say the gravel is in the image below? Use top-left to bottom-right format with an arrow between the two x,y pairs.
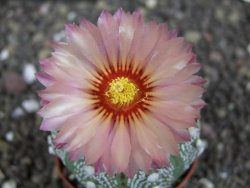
0,0 -> 250,187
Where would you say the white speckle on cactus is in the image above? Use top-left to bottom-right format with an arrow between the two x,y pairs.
152,186 -> 160,188
86,181 -> 96,188
196,139 -> 207,156
147,173 -> 159,182
84,166 -> 95,176
189,127 -> 200,139
48,146 -> 55,154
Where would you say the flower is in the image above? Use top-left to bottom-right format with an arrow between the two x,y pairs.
37,9 -> 205,177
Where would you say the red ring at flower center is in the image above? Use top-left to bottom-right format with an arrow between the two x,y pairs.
91,67 -> 152,120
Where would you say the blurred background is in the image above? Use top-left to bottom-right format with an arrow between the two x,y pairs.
0,0 -> 250,187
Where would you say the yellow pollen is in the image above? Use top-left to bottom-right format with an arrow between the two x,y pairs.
105,77 -> 138,105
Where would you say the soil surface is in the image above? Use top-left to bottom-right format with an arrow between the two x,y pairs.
0,0 -> 250,188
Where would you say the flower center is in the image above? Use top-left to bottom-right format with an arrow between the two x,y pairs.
105,77 -> 138,105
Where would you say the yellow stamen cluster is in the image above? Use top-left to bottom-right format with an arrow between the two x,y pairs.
105,77 -> 138,105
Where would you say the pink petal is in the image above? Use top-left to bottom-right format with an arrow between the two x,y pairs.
156,114 -> 194,129
36,72 -> 54,87
54,110 -> 96,144
129,21 -> 161,72
40,114 -> 71,131
192,99 -> 206,109
84,116 -> 112,164
69,148 -> 83,160
133,116 -> 166,163
143,116 -> 179,156
65,113 -> 104,151
98,10 -> 119,69
100,128 -> 116,175
171,128 -> 191,142
38,83 -> 88,101
130,123 -> 152,172
117,10 -> 142,70
154,62 -> 201,86
185,75 -> 206,86
111,118 -> 131,172
65,24 -> 108,71
38,97 -> 89,118
150,100 -> 199,124
153,84 -> 204,103
124,158 -> 138,178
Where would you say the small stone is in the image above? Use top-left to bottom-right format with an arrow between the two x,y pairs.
228,103 -> 235,111
32,33 -> 44,43
0,49 -> 9,61
86,181 -> 96,188
2,180 -> 17,188
39,3 -> 50,15
0,169 -> 5,181
31,175 -> 41,184
96,0 -> 109,10
215,8 -> 225,22
198,178 -> 214,188
53,30 -> 65,42
209,51 -> 223,62
57,3 -> 68,15
11,107 -> 24,118
247,44 -> 250,54
0,140 -> 8,153
67,11 -> 77,21
4,71 -> 26,94
22,99 -> 40,113
38,48 -> 50,59
0,111 -> 4,119
246,82 -> 250,92
21,157 -> 32,165
217,143 -> 224,151
147,173 -> 159,182
202,124 -> 216,139
216,108 -> 227,118
228,11 -> 240,25
185,30 -> 201,43
23,64 -> 37,84
145,0 -> 157,9
5,132 -> 14,142
84,166 -> 95,176
219,171 -> 228,179
235,47 -> 245,58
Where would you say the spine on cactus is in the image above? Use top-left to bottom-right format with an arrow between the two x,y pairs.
37,8 -> 206,188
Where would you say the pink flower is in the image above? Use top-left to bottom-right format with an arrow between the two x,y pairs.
37,9 -> 205,177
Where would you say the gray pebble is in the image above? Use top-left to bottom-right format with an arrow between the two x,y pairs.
0,49 -> 9,61
198,178 -> 215,188
2,180 -> 17,188
185,30 -> 201,43
22,99 -> 40,113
